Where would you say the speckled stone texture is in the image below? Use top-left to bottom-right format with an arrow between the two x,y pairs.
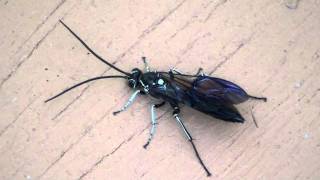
0,0 -> 319,179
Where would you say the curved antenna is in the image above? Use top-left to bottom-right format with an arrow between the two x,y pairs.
45,75 -> 128,103
59,20 -> 131,76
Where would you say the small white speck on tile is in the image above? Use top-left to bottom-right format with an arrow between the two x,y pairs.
12,97 -> 17,102
26,175 -> 32,180
285,0 -> 300,9
304,133 -> 310,139
294,81 -> 302,88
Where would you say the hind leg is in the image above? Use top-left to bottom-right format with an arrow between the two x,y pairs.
248,95 -> 267,102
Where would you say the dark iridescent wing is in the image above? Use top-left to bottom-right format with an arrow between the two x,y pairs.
192,76 -> 249,104
157,73 -> 245,123
159,73 -> 250,104
188,90 -> 245,122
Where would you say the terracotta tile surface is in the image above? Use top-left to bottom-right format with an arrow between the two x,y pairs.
1,0 -> 319,179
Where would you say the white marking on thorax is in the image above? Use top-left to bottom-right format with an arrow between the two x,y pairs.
157,79 -> 164,85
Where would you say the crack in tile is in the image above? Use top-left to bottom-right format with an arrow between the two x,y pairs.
40,98 -> 170,179
225,124 -> 251,149
35,91 -> 142,179
77,134 -> 135,180
221,146 -> 246,175
12,0 -> 67,59
180,32 -> 212,56
75,102 -> 169,179
209,36 -> 253,74
9,164 -> 26,179
204,0 -> 228,22
51,85 -> 90,121
0,0 -> 67,89
37,150 -> 67,180
0,22 -> 60,90
0,0 -> 81,90
139,0 -> 188,40
37,123 -> 91,180
0,97 -> 37,137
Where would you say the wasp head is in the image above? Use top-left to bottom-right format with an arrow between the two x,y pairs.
128,68 -> 142,88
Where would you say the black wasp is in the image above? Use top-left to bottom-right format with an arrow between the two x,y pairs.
46,20 -> 267,177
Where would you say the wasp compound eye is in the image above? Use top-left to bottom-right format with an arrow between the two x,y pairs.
128,79 -> 136,88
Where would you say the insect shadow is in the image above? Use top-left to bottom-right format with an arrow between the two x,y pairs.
45,20 -> 267,177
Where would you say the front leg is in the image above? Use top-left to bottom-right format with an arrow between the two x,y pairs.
171,103 -> 212,177
113,90 -> 141,115
142,57 -> 150,72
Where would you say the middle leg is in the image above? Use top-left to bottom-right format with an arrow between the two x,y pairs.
170,67 -> 205,76
143,102 -> 166,149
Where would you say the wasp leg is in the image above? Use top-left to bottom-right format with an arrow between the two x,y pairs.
170,67 -> 205,76
142,57 -> 150,72
171,105 -> 212,176
143,101 -> 165,149
143,104 -> 157,149
248,95 -> 267,102
170,68 -> 183,75
154,101 -> 166,108
169,68 -> 185,79
143,102 -> 166,149
113,90 -> 141,115
195,67 -> 205,76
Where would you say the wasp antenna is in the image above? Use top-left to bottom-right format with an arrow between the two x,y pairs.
59,20 -> 131,76
45,75 -> 128,103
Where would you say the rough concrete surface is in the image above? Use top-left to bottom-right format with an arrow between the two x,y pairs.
1,0 -> 320,179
